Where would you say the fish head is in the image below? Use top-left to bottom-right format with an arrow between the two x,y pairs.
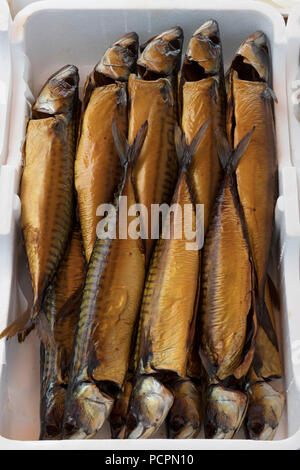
183,19 -> 222,78
40,384 -> 66,440
94,32 -> 139,83
232,31 -> 270,84
167,380 -> 202,439
204,385 -> 248,439
33,65 -> 79,117
63,382 -> 114,439
246,382 -> 285,440
138,27 -> 183,78
126,376 -> 174,439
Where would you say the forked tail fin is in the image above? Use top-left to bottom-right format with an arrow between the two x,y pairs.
0,309 -> 55,350
0,310 -> 31,341
112,119 -> 148,170
174,120 -> 209,170
216,127 -> 255,172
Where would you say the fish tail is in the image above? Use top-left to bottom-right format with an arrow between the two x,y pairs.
258,297 -> 279,351
0,310 -> 31,341
18,323 -> 35,343
112,119 -> 148,169
0,308 -> 55,351
216,127 -> 255,171
174,120 -> 209,170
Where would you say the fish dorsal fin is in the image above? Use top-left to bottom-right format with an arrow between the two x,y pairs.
175,120 -> 209,170
112,119 -> 148,169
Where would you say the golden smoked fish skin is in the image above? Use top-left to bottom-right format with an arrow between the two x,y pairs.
76,33 -> 138,262
136,172 -> 200,378
199,140 -> 257,383
40,224 -> 86,440
21,65 -> 79,318
180,20 -> 226,232
128,27 -> 183,265
200,134 -> 258,440
200,181 -> 253,380
226,34 -> 283,441
75,84 -> 127,261
227,32 -> 277,301
126,124 -> 208,440
128,76 -> 178,265
112,28 -> 183,420
63,123 -> 147,440
178,19 -> 227,392
89,173 -> 145,387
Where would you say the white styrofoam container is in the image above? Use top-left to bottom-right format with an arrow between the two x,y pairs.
0,1 -> 11,167
0,0 -> 299,449
255,0 -> 300,16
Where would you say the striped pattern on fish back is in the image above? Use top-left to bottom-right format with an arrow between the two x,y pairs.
129,75 -> 178,265
21,113 -> 76,318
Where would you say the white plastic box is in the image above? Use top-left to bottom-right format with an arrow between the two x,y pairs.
0,0 -> 299,450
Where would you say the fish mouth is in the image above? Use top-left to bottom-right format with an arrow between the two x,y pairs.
137,26 -> 183,79
231,31 -> 270,84
125,376 -> 174,439
62,382 -> 114,439
182,19 -> 222,80
204,385 -> 248,439
33,65 -> 79,118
